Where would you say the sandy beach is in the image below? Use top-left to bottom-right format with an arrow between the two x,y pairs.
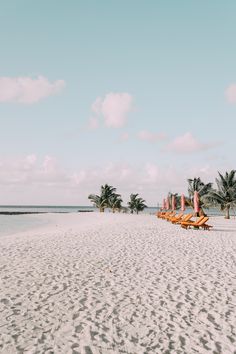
0,213 -> 236,354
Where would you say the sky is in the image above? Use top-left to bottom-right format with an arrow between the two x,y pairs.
0,0 -> 236,206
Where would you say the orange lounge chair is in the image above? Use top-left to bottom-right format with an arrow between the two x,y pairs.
156,211 -> 166,218
181,216 -> 212,230
166,212 -> 179,221
163,211 -> 176,220
202,223 -> 213,230
168,212 -> 183,223
173,213 -> 193,224
180,215 -> 205,228
181,215 -> 204,225
159,211 -> 172,219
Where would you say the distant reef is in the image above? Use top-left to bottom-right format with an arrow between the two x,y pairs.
77,210 -> 94,212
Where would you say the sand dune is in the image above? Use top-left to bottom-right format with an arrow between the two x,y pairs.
0,213 -> 236,353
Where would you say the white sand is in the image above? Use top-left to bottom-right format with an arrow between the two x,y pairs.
0,213 -> 236,354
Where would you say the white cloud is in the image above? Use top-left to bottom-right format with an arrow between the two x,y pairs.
0,76 -> 65,104
145,163 -> 160,182
91,92 -> 133,128
165,132 -> 220,154
23,154 -> 37,170
0,156 -> 228,205
0,155 -> 68,187
42,156 -> 57,174
71,170 -> 87,185
137,130 -> 166,142
225,84 -> 236,103
25,154 -> 37,165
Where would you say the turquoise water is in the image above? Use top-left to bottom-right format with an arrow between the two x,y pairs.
0,206 -> 95,237
0,214 -> 50,237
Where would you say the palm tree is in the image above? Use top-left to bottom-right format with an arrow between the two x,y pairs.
206,170 -> 236,219
187,177 -> 213,216
88,184 -> 118,212
128,193 -> 137,214
109,193 -> 123,213
88,193 -> 107,212
128,193 -> 147,214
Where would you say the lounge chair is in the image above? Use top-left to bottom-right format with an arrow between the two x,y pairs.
180,215 -> 204,225
172,213 -> 193,224
168,212 -> 183,223
163,211 -> 176,220
181,216 -> 212,230
159,211 -> 172,219
202,223 -> 213,230
156,211 -> 166,218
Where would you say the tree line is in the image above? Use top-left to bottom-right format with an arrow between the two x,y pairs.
88,184 -> 147,214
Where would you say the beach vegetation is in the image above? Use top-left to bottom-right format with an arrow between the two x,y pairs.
88,193 -> 106,212
88,184 -> 123,212
128,193 -> 147,214
205,170 -> 236,219
109,193 -> 123,213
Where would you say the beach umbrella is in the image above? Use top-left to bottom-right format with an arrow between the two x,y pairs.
181,194 -> 185,211
194,191 -> 200,214
162,198 -> 166,210
166,196 -> 170,210
172,195 -> 176,210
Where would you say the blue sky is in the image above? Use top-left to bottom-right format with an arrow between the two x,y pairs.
0,0 -> 235,205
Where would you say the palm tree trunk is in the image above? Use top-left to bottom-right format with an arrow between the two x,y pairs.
225,205 -> 230,219
99,207 -> 105,212
199,207 -> 207,217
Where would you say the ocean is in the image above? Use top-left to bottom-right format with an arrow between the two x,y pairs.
0,205 -> 228,237
0,205 -> 94,237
